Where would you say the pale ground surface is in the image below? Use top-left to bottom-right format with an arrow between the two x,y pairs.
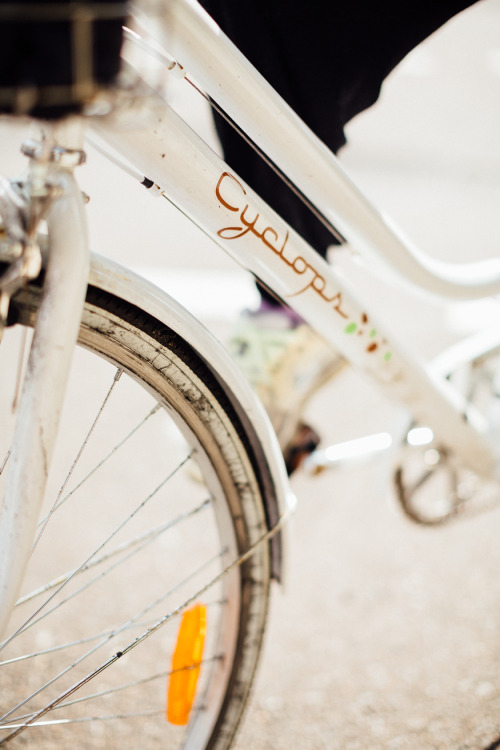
2,1 -> 500,748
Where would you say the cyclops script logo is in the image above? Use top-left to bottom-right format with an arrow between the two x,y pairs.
214,171 -> 392,363
215,171 -> 347,318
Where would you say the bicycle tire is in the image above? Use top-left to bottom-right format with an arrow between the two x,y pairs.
0,281 -> 271,749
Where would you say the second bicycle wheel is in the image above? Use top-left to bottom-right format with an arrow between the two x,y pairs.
0,282 -> 271,749
395,335 -> 500,524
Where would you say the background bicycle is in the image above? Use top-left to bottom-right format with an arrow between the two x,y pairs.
1,0 -> 500,748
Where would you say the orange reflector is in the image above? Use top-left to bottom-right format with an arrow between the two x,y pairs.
167,604 -> 207,725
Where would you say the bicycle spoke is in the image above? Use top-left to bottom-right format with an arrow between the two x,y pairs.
0,450 -> 196,653
0,551 -> 226,729
0,450 -> 10,476
0,501 -> 285,744
2,600 -> 224,668
1,673 -> 169,726
1,625 -> 145,667
1,709 -> 165,730
36,402 -> 162,530
3,655 -> 223,729
12,499 -> 212,646
32,368 -> 125,552
18,498 -> 212,608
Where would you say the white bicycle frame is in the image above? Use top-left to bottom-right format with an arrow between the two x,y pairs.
97,0 -> 500,475
1,0 -> 500,633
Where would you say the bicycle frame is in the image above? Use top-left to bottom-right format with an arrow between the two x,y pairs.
96,0 -> 500,478
1,0 -> 499,644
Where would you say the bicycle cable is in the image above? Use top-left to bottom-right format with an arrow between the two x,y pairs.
183,76 -> 346,248
122,25 -> 345,246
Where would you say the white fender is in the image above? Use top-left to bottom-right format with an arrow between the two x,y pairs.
89,252 -> 295,581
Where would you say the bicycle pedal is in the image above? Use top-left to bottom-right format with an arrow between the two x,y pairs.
302,432 -> 393,475
283,422 -> 321,475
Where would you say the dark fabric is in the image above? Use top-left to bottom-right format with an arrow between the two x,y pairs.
199,1 -> 480,260
0,1 -> 127,119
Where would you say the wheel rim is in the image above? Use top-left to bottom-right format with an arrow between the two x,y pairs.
0,292 -> 268,749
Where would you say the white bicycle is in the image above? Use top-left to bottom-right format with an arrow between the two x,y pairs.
1,1 -> 500,748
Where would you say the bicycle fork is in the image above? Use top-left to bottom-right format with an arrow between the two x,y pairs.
0,121 -> 89,641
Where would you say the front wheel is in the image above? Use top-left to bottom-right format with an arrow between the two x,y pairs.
0,283 -> 271,749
